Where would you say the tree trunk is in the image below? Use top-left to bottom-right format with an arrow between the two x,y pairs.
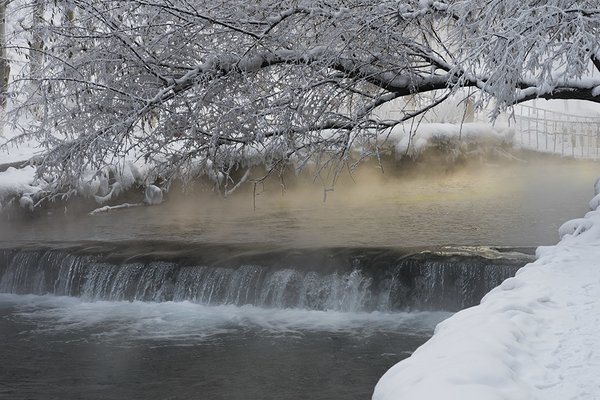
0,0 -> 9,110
30,0 -> 44,79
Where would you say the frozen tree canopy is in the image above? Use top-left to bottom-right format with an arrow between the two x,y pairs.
2,0 -> 600,198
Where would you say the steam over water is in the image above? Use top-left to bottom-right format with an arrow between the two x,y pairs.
1,157 -> 598,399
1,159 -> 599,247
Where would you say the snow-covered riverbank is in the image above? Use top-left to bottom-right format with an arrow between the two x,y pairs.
373,183 -> 600,399
1,122 -> 513,212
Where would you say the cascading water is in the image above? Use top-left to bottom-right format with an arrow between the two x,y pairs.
0,246 -> 532,311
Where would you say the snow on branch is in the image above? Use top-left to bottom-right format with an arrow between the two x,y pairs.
89,202 -> 143,215
4,0 -> 600,200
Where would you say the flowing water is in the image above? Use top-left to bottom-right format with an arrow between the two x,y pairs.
0,294 -> 447,400
0,158 -> 598,399
0,245 -> 527,400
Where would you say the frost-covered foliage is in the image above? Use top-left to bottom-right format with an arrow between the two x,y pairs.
449,0 -> 600,114
1,0 -> 600,199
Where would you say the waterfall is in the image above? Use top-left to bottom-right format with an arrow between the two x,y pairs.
0,246 -> 531,311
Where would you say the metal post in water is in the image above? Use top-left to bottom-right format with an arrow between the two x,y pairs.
528,107 -> 532,147
519,110 -> 524,144
544,110 -> 548,151
581,122 -> 584,158
535,109 -> 540,150
562,123 -> 565,156
553,120 -> 557,154
588,125 -> 591,159
597,127 -> 600,159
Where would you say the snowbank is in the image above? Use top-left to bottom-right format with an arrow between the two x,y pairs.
1,126 -> 158,210
0,166 -> 38,201
383,122 -> 515,157
373,182 -> 600,399
0,135 -> 42,164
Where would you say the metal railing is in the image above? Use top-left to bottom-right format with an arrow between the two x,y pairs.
509,104 -> 600,159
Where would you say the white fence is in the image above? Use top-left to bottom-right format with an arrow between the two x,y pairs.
509,104 -> 600,160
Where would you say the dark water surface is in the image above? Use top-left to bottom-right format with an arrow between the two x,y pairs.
0,295 -> 449,400
0,245 -> 524,399
2,160 -> 599,247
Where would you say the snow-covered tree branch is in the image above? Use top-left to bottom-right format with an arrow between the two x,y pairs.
3,0 -> 600,200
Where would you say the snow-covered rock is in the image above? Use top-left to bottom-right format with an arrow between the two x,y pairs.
594,176 -> 600,196
382,122 -> 515,158
19,193 -> 34,211
558,218 -> 594,239
144,185 -> 163,205
589,192 -> 600,210
94,182 -> 122,205
0,166 -> 38,202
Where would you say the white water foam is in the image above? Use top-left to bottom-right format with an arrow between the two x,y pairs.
0,293 -> 451,344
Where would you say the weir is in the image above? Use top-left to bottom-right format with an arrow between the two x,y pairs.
0,244 -> 533,312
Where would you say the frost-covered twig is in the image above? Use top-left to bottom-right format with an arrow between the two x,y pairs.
89,202 -> 143,215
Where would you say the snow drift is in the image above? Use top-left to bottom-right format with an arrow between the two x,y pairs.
383,122 -> 515,157
373,180 -> 600,399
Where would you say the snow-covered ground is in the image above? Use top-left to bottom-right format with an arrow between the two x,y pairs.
0,165 -> 37,203
383,122 -> 514,157
373,184 -> 600,399
0,137 -> 41,164
0,125 -> 154,210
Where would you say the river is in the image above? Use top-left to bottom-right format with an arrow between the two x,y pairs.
0,158 -> 597,399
